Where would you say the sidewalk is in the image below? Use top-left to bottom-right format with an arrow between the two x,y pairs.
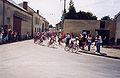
59,42 -> 120,60
78,47 -> 120,60
104,45 -> 120,49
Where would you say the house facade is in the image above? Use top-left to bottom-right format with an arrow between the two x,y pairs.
63,19 -> 116,45
0,0 -> 49,40
56,21 -> 62,31
115,12 -> 120,45
19,1 -> 49,35
0,0 -> 32,39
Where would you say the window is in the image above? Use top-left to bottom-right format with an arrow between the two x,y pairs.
7,17 -> 10,24
35,28 -> 36,32
35,17 -> 39,24
100,21 -> 105,28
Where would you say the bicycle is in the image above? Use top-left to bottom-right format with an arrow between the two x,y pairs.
38,38 -> 43,45
64,43 -> 79,53
47,39 -> 56,47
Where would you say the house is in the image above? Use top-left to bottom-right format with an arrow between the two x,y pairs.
115,12 -> 120,45
0,0 -> 32,39
56,21 -> 62,31
63,19 -> 116,45
19,1 -> 49,35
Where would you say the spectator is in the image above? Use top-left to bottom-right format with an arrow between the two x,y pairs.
87,34 -> 92,51
95,35 -> 101,53
0,31 -> 3,44
25,32 -> 30,40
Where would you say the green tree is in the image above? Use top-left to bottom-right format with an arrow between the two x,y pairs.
76,11 -> 97,20
65,0 -> 77,19
49,25 -> 53,28
101,16 -> 111,20
64,0 -> 97,20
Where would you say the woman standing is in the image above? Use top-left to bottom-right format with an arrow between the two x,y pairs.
95,35 -> 101,53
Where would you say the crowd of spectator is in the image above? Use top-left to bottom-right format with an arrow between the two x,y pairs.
0,26 -> 31,45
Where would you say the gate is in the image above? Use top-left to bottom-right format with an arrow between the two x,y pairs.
13,16 -> 22,33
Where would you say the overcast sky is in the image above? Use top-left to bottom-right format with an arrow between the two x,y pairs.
14,0 -> 120,26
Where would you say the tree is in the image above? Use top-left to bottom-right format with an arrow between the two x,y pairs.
68,0 -> 76,13
65,0 -> 77,19
64,0 -> 97,20
49,25 -> 53,28
76,11 -> 97,20
101,16 -> 111,20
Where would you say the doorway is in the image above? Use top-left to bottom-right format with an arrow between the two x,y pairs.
13,16 -> 22,33
96,30 -> 110,45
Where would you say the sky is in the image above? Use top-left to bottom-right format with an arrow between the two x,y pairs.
14,0 -> 120,26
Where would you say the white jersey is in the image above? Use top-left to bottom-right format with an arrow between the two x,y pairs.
87,37 -> 92,42
70,38 -> 75,43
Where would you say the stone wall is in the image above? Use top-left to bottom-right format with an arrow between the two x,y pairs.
4,1 -> 32,38
63,19 -> 115,38
0,0 -> 3,27
63,19 -> 100,36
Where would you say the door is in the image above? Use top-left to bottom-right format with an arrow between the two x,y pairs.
13,16 -> 22,33
96,30 -> 110,45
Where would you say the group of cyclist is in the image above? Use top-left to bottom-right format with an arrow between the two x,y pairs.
33,31 -> 102,53
34,31 -> 57,46
64,32 -> 102,53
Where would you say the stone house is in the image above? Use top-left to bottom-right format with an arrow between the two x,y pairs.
19,1 -> 49,35
56,21 -> 62,31
63,19 -> 116,45
0,0 -> 32,39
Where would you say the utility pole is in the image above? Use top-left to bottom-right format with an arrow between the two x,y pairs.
64,0 -> 66,14
61,0 -> 66,30
3,0 -> 5,26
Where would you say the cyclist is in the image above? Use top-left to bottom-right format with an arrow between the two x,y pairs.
48,34 -> 56,46
69,35 -> 76,48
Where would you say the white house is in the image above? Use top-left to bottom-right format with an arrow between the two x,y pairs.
115,12 -> 120,45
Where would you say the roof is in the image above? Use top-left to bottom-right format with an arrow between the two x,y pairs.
115,12 -> 120,19
7,0 -> 29,13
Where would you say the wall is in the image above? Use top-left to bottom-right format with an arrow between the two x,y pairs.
63,19 -> 100,36
105,20 -> 116,38
0,0 -> 3,27
115,15 -> 120,44
32,13 -> 41,33
4,1 -> 32,38
63,19 -> 116,38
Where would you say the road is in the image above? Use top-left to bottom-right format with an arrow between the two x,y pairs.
0,40 -> 120,78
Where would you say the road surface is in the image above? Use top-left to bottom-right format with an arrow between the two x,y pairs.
0,40 -> 120,78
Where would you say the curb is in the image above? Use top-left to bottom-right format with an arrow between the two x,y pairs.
55,43 -> 120,60
79,50 -> 120,60
0,39 -> 33,45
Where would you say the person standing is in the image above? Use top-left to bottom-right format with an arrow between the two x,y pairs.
95,35 -> 101,53
78,34 -> 82,49
0,31 -> 3,44
87,34 -> 92,51
81,34 -> 87,50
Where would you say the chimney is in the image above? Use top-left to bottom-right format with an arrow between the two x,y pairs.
23,1 -> 28,10
37,10 -> 39,14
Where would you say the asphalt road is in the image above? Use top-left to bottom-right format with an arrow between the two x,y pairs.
0,40 -> 120,78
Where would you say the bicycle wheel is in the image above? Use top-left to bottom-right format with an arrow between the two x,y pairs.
38,40 -> 43,45
72,46 -> 78,53
64,46 -> 70,52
